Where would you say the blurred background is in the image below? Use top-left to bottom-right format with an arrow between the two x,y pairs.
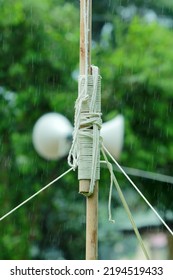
0,0 -> 173,260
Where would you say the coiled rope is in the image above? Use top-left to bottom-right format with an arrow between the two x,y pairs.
68,65 -> 102,196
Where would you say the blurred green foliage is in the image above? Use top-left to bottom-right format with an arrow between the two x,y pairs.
0,0 -> 173,260
0,0 -> 82,260
97,17 -> 173,211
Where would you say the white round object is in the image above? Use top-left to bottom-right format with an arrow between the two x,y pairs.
32,112 -> 73,160
101,115 -> 124,159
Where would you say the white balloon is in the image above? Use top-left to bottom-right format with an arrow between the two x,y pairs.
32,112 -> 73,160
100,115 -> 124,159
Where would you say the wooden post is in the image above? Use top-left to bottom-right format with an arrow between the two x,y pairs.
79,0 -> 98,260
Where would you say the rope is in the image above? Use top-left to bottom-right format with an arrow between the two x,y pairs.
113,165 -> 173,184
102,144 -> 173,236
0,168 -> 73,222
101,148 -> 150,260
101,161 -> 115,223
68,66 -> 102,196
68,1 -> 102,196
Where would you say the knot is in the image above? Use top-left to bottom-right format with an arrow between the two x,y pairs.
80,112 -> 102,129
68,65 -> 102,196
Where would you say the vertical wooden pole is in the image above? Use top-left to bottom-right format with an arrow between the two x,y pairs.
79,0 -> 98,260
86,182 -> 98,259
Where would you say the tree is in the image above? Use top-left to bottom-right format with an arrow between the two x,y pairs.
96,16 -> 173,220
0,0 -> 83,260
1,0 -> 173,260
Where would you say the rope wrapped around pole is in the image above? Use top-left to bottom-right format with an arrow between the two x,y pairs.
68,66 -> 102,196
69,0 -> 99,260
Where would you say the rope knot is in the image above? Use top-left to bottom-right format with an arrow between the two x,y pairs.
68,65 -> 102,196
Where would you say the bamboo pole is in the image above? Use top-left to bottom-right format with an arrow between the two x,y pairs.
79,0 -> 98,260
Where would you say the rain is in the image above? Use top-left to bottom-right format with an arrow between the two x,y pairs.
0,0 -> 173,262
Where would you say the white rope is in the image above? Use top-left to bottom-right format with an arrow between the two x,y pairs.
113,165 -> 173,184
100,161 -> 115,223
102,144 -> 173,236
0,168 -> 73,222
68,1 -> 102,196
101,148 -> 150,259
68,66 -> 102,196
